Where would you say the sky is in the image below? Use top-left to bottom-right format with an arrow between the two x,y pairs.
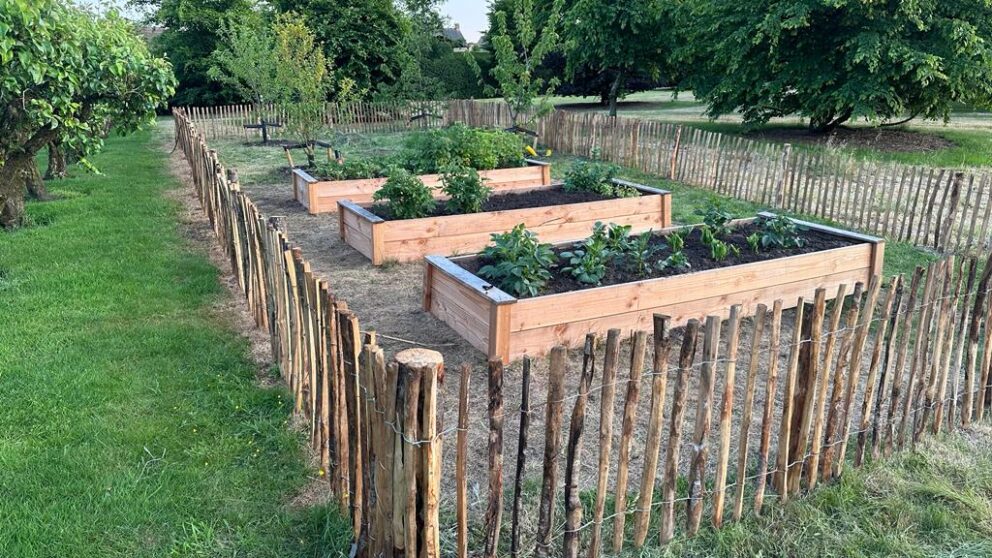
439,0 -> 489,43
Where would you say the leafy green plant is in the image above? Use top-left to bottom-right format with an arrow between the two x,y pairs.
625,231 -> 665,276
614,184 -> 640,198
441,165 -> 492,214
561,227 -> 611,285
563,161 -> 621,196
479,224 -> 557,297
747,232 -> 761,253
403,123 -> 524,173
761,215 -> 807,249
372,169 -> 436,220
695,202 -> 736,239
602,222 -> 633,254
709,238 -> 740,262
663,230 -> 690,270
316,157 -> 385,180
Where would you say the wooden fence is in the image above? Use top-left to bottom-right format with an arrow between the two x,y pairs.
181,100 -> 447,140
447,100 -> 992,254
175,105 -> 992,557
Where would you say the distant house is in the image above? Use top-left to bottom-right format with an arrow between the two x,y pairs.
136,26 -> 164,42
441,23 -> 470,52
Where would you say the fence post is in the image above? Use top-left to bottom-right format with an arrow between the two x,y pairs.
669,125 -> 683,180
774,143 -> 793,209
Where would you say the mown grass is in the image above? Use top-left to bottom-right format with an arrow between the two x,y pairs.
0,127 -> 350,557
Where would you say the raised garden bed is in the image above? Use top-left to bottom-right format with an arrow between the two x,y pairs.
292,159 -> 553,214
339,180 -> 672,265
422,213 -> 885,362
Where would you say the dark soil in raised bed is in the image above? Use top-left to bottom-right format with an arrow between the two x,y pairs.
368,186 -> 631,221
458,222 -> 863,297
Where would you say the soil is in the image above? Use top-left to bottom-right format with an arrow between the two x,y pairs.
459,223 -> 861,297
740,127 -> 955,153
369,186 -> 621,221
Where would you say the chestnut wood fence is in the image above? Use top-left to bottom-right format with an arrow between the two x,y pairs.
181,100 -> 447,140
175,105 -> 992,558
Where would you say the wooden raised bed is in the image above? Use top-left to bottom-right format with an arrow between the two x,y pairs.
292,159 -> 553,214
423,213 -> 885,362
338,180 -> 672,265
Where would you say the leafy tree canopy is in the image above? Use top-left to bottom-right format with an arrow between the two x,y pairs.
272,0 -> 409,96
678,0 -> 992,131
208,12 -> 283,105
487,0 -> 566,127
134,0 -> 255,106
563,0 -> 669,116
0,0 -> 175,227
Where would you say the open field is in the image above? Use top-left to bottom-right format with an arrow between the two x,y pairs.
0,126 -> 349,557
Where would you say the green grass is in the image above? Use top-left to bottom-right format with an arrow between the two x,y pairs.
649,426 -> 992,557
0,126 -> 350,557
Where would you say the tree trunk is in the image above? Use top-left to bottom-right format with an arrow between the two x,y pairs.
305,143 -> 317,168
608,71 -> 626,118
45,141 -> 68,180
24,160 -> 50,201
1,157 -> 35,228
810,109 -> 853,134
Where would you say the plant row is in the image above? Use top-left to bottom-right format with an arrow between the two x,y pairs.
477,205 -> 808,298
371,161 -> 639,220
314,123 -> 525,180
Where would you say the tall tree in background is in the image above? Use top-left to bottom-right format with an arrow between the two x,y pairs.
487,0 -> 565,128
272,0 -> 408,96
273,14 -> 358,167
678,0 -> 992,132
0,1 -> 175,228
375,0 -> 447,102
134,0 -> 254,106
564,0 -> 668,116
208,13 -> 283,106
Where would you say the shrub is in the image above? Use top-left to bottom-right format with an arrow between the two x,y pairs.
403,123 -> 524,173
563,160 -> 620,196
372,169 -> 436,220
441,165 -> 492,214
761,215 -> 807,249
478,224 -> 557,297
695,202 -> 736,239
625,231 -> 665,277
315,157 -> 386,180
561,224 -> 612,285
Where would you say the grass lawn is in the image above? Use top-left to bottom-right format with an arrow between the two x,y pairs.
0,126 -> 349,557
657,425 -> 992,557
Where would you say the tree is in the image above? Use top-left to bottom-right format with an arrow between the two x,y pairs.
486,0 -> 566,128
273,14 -> 358,168
374,0 -> 448,104
0,1 -> 175,228
563,0 -> 668,116
134,0 -> 255,106
208,15 -> 282,105
272,0 -> 409,96
678,0 -> 992,132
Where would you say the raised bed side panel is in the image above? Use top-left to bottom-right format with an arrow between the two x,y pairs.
502,241 -> 882,360
339,203 -> 382,262
292,168 -> 316,209
305,161 -> 550,215
369,192 -> 670,263
423,256 -> 515,359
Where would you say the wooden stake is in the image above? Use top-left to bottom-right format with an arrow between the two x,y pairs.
754,300 -> 784,514
456,364 -> 471,558
510,358 -> 531,558
687,316 -> 721,535
807,284 -> 847,491
775,298 -> 805,500
563,335 -> 597,558
633,316 -> 672,548
612,331 -> 648,553
484,359 -> 505,558
588,330 -> 621,558
713,306 -> 743,527
821,283 -> 864,480
535,347 -> 567,558
660,320 -> 700,544
733,304 -> 767,520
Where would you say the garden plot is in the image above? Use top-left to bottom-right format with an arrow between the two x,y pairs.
207,129 -> 893,537
425,214 -> 884,361
339,179 -> 671,264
